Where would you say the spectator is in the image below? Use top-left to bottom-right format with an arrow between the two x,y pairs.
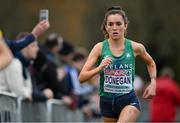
70,48 -> 94,96
0,32 -> 39,100
57,40 -> 75,94
58,40 -> 74,65
43,33 -> 63,67
32,47 -> 74,107
30,33 -> 62,101
30,50 -> 54,101
31,49 -> 59,101
0,20 -> 49,100
150,66 -> 180,122
70,48 -> 97,119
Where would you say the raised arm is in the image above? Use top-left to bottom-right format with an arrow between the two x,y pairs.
6,20 -> 50,52
31,20 -> 50,38
79,42 -> 113,83
132,41 -> 156,99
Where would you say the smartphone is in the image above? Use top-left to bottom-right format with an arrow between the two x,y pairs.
39,9 -> 49,21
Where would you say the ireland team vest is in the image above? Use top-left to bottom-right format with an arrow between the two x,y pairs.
98,38 -> 135,97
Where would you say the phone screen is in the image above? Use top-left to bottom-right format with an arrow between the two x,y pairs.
39,9 -> 49,21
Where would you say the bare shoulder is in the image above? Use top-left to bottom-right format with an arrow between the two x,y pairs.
93,42 -> 102,50
90,42 -> 103,56
131,40 -> 146,56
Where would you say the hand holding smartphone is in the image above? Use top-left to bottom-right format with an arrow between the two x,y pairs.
32,9 -> 50,38
39,9 -> 49,21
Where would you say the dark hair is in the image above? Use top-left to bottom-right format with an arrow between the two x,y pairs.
45,33 -> 63,49
58,40 -> 74,56
33,50 -> 47,70
72,52 -> 86,62
101,6 -> 129,38
106,6 -> 122,12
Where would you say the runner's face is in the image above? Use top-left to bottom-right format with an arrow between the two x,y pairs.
105,14 -> 127,40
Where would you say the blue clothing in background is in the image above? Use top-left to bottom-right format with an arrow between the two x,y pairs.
5,34 -> 35,55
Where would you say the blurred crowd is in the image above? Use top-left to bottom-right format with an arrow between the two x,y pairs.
1,20 -> 180,122
0,21 -> 101,121
134,67 -> 180,122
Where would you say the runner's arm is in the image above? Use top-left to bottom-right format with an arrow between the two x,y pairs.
133,42 -> 156,99
79,43 -> 102,83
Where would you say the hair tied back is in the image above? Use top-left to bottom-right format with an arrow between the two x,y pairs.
106,6 -> 122,12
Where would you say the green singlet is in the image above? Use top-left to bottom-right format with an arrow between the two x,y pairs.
98,38 -> 135,97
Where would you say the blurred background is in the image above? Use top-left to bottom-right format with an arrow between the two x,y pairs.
1,0 -> 180,82
0,0 -> 180,122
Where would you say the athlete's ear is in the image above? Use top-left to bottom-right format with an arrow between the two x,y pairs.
124,23 -> 128,30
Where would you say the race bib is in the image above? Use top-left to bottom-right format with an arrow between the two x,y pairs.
104,68 -> 133,94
